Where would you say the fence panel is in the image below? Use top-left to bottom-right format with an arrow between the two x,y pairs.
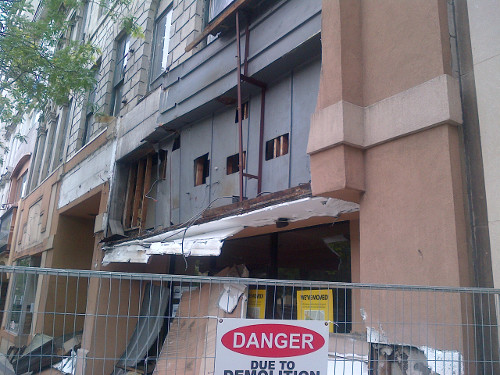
0,266 -> 498,375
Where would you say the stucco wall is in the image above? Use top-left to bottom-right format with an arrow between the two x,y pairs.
466,0 -> 500,289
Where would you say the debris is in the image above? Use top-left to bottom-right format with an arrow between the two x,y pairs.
7,332 -> 82,375
52,350 -> 77,375
218,283 -> 247,313
153,265 -> 248,375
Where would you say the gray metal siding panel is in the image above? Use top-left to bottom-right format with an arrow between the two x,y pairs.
244,93 -> 260,199
210,110 -> 241,207
290,60 -> 321,187
179,120 -> 213,222
159,0 -> 321,125
261,75 -> 292,193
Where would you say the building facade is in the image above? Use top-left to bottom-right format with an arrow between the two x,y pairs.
0,0 -> 498,373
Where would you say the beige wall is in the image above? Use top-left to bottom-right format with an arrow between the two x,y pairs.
360,125 -> 468,287
309,0 -> 469,287
35,216 -> 95,338
466,0 -> 500,289
309,0 -> 472,352
354,125 -> 470,351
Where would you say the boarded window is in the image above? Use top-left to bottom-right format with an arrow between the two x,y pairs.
123,151 -> 165,231
194,154 -> 210,186
234,102 -> 249,123
226,152 -> 246,175
265,134 -> 289,161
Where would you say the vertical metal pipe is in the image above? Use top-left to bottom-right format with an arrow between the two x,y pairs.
236,11 -> 244,202
244,20 -> 250,76
257,88 -> 265,194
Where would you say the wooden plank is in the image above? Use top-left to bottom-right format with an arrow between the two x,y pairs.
195,157 -> 205,186
153,266 -> 248,375
185,0 -> 252,52
280,134 -> 289,156
123,164 -> 137,229
140,154 -> 153,231
131,159 -> 145,228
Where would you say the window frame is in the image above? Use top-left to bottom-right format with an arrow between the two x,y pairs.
110,35 -> 130,117
150,6 -> 173,84
6,257 -> 41,336
82,60 -> 102,146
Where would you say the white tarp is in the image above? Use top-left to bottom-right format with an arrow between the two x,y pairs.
102,197 -> 359,264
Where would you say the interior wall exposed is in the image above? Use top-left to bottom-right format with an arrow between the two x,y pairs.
37,214 -> 95,338
172,221 -> 353,332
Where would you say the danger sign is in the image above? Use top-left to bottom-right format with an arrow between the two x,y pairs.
215,319 -> 329,375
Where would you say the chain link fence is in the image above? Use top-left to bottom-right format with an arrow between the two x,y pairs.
0,265 -> 498,375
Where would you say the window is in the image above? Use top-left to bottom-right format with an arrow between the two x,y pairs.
151,7 -> 173,82
54,98 -> 73,165
0,210 -> 13,250
194,154 -> 210,186
123,151 -> 166,231
110,35 -> 130,117
209,0 -> 235,21
265,133 -> 289,160
40,116 -> 59,180
226,152 -> 245,175
83,62 -> 101,145
7,257 -> 41,335
15,172 -> 28,201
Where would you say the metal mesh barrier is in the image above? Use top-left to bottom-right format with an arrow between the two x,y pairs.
0,266 -> 498,375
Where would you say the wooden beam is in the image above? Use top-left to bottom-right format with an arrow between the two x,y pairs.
131,159 -> 146,228
123,164 -> 137,229
140,154 -> 153,231
185,0 -> 252,52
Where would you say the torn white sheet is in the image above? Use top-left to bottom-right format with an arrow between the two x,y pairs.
367,327 -> 464,375
218,283 -> 247,313
53,349 -> 77,374
419,346 -> 463,375
148,228 -> 243,256
102,197 -> 359,264
102,227 -> 242,265
328,353 -> 369,375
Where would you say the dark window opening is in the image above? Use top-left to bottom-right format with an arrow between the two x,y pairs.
226,152 -> 245,175
159,149 -> 168,180
172,136 -> 180,151
194,153 -> 210,186
265,133 -> 289,161
234,101 -> 249,123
